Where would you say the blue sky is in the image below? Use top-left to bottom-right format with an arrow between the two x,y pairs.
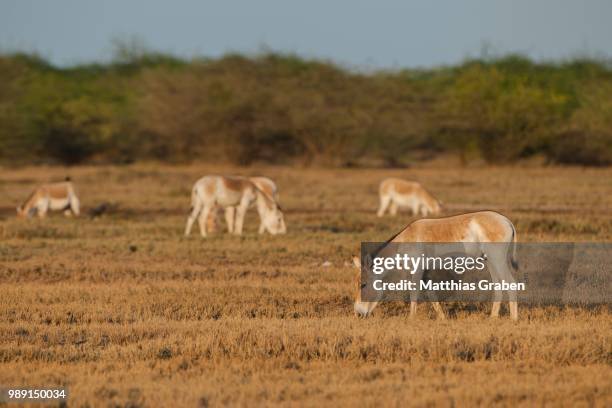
1,0 -> 611,68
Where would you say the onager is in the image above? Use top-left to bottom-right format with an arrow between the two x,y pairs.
354,211 -> 519,320
377,178 -> 441,217
185,175 -> 285,237
207,176 -> 283,234
16,180 -> 80,218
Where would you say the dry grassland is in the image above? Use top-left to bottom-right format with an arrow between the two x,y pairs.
0,164 -> 611,407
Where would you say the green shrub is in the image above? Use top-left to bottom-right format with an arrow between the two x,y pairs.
0,51 -> 611,166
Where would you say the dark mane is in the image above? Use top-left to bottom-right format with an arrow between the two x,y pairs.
19,189 -> 37,209
368,223 -> 409,258
252,182 -> 280,211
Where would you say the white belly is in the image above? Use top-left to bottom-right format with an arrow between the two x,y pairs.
393,193 -> 420,207
48,197 -> 70,210
215,189 -> 245,207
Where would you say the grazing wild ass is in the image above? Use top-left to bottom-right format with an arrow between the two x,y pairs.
17,180 -> 80,218
377,178 -> 441,217
354,211 -> 519,320
208,176 -> 282,234
185,175 -> 286,237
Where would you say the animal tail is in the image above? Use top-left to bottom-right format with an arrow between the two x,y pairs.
189,185 -> 198,213
510,222 -> 519,270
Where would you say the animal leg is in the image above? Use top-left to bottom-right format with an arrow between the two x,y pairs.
184,202 -> 202,236
206,207 -> 220,233
488,248 -> 506,319
491,302 -> 501,318
70,196 -> 80,216
497,255 -> 520,321
509,301 -> 518,321
225,207 -> 235,234
234,200 -> 249,235
498,250 -> 519,321
489,271 -> 503,319
423,270 -> 446,319
389,201 -> 398,216
377,195 -> 391,217
409,268 -> 423,318
37,199 -> 49,218
432,302 -> 447,319
197,205 -> 212,237
410,301 -> 418,317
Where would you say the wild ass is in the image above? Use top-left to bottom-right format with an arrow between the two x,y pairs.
16,180 -> 80,218
354,211 -> 519,320
207,176 -> 283,234
377,178 -> 441,217
185,175 -> 285,237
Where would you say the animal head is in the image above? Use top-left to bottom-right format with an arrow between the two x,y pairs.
261,204 -> 286,235
16,204 -> 36,218
421,191 -> 442,215
430,199 -> 442,214
16,205 -> 26,218
254,187 -> 287,235
352,255 -> 378,317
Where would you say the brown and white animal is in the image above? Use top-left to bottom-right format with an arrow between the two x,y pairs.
16,180 -> 80,218
377,178 -> 441,217
354,211 -> 519,320
185,175 -> 285,237
207,176 -> 283,234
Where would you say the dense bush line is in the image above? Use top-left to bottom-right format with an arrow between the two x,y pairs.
1,52 -> 611,166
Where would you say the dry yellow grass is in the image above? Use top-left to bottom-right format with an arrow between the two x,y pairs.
0,164 -> 611,407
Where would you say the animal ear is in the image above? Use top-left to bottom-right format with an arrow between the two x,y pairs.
363,254 -> 374,271
353,254 -> 374,270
